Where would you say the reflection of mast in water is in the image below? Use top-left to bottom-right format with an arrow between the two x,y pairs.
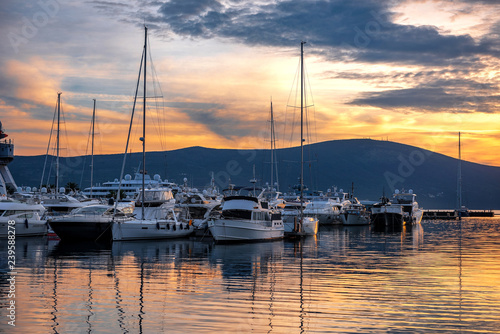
459,219 -> 462,324
293,241 -> 305,333
112,256 -> 127,332
86,263 -> 94,332
300,241 -> 304,334
139,260 -> 145,334
51,258 -> 59,333
267,254 -> 276,334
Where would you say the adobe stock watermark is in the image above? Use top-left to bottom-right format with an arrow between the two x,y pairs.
384,148 -> 433,193
341,10 -> 391,53
7,0 -> 61,54
6,220 -> 17,327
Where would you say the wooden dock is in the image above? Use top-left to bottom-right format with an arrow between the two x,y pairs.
423,210 -> 495,220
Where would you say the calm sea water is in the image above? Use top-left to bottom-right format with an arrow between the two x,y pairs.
2,218 -> 500,333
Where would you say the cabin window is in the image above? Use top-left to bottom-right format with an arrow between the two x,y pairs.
261,202 -> 269,209
271,213 -> 281,221
223,210 -> 252,220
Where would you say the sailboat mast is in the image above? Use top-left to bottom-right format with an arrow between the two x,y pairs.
56,92 -> 61,196
299,41 -> 306,227
457,131 -> 462,212
142,26 -> 147,220
90,99 -> 96,198
270,99 -> 274,190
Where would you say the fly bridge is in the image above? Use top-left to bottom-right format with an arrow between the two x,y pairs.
0,121 -> 17,196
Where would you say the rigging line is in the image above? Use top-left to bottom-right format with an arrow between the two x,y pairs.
284,57 -> 301,148
304,60 -> 318,143
40,100 -> 58,190
79,111 -> 93,189
115,45 -> 145,209
146,35 -> 167,153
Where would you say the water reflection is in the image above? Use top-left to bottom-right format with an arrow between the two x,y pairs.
1,219 -> 500,333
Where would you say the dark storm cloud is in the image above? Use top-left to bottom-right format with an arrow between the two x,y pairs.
139,0 -> 500,65
349,78 -> 500,113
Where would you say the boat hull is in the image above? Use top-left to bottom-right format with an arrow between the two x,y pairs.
283,216 -> 319,235
49,220 -> 113,241
0,220 -> 47,236
112,220 -> 194,241
316,212 -> 341,225
371,212 -> 404,226
342,212 -> 370,226
208,219 -> 284,242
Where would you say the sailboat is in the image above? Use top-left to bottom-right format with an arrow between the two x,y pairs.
456,132 -> 469,218
285,41 -> 319,237
48,99 -> 132,242
111,26 -> 194,241
40,93 -> 99,217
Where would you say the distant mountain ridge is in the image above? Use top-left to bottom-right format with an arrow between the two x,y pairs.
10,139 -> 500,209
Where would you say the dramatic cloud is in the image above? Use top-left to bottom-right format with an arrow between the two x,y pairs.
103,0 -> 500,66
1,0 -> 499,166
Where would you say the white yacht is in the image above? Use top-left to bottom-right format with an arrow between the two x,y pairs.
176,191 -> 220,231
370,196 -> 404,227
208,187 -> 284,242
392,189 -> 423,225
282,201 -> 319,235
303,197 -> 342,225
341,198 -> 370,226
81,172 -> 176,199
112,206 -> 194,241
0,199 -> 48,236
40,192 -> 99,216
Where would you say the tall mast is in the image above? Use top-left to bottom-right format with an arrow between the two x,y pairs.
270,99 -> 279,191
299,41 -> 306,231
90,99 -> 96,198
457,131 -> 462,215
55,92 -> 61,196
141,26 -> 147,220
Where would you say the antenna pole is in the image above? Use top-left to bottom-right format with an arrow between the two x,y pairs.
90,99 -> 96,198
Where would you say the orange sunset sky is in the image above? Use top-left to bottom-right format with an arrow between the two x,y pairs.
0,0 -> 499,166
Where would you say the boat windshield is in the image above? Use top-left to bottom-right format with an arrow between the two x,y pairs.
72,206 -> 109,215
394,195 -> 414,204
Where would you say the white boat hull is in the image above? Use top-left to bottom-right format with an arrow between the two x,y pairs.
283,216 -> 319,235
208,219 -> 284,242
0,219 -> 47,236
342,212 -> 370,226
112,220 -> 194,241
315,212 -> 341,225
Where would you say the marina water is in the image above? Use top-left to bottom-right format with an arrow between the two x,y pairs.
2,217 -> 500,333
